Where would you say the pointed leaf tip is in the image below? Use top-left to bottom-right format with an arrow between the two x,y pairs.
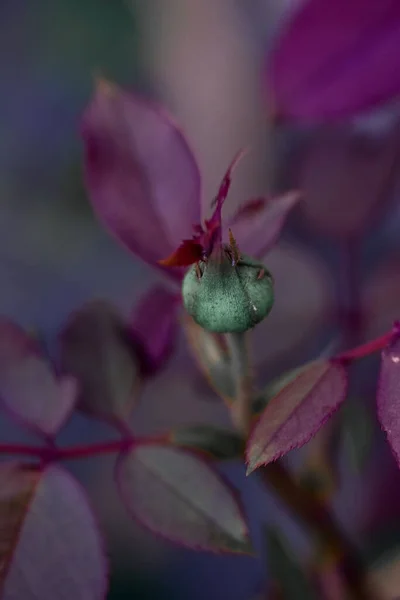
116,443 -> 252,554
246,360 -> 348,469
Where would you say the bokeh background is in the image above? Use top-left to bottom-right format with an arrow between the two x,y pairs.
2,1 -> 400,598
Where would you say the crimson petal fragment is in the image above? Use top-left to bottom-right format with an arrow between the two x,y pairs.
82,80 -> 201,272
0,318 -> 77,437
0,463 -> 107,600
246,360 -> 348,473
116,443 -> 252,554
130,285 -> 180,375
268,0 -> 400,121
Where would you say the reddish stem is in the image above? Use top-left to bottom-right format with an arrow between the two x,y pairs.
0,433 -> 169,462
335,330 -> 394,363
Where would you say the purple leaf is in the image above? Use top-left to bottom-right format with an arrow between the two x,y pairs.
268,0 -> 400,121
246,360 -> 348,473
116,443 -> 253,554
0,463 -> 107,600
377,331 -> 400,465
226,191 -> 301,259
81,80 -> 201,274
58,301 -> 140,423
130,285 -> 180,376
296,125 -> 399,238
0,318 -> 77,437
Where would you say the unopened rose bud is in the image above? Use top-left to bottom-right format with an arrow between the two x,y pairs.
182,250 -> 274,333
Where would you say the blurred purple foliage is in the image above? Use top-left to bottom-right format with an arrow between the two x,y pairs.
1,1 -> 400,599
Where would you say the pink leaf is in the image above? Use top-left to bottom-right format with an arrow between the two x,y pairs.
116,443 -> 253,554
268,0 -> 400,121
376,330 -> 400,465
0,463 -> 107,600
130,285 -> 180,375
58,300 -> 140,423
81,80 -> 201,274
227,191 -> 301,258
246,360 -> 348,473
0,318 -> 77,437
296,124 -> 399,238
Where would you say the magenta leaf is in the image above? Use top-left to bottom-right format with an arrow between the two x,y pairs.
0,318 -> 77,437
227,191 -> 301,259
268,0 -> 400,121
116,443 -> 253,554
130,285 -> 179,376
376,331 -> 400,465
81,80 -> 201,274
0,463 -> 107,600
58,300 -> 139,423
246,360 -> 348,474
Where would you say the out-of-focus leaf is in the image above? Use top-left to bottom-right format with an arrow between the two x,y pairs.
340,398 -> 374,473
130,285 -> 179,376
250,243 -> 332,365
58,300 -> 139,423
170,424 -> 244,460
0,463 -> 107,600
246,360 -> 348,473
377,332 -> 400,464
296,125 -> 399,238
265,528 -> 317,599
226,191 -> 301,259
267,0 -> 400,121
81,80 -> 201,278
0,318 -> 77,437
182,314 -> 235,403
116,443 -> 252,554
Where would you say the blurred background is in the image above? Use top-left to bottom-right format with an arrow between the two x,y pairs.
1,0 -> 400,598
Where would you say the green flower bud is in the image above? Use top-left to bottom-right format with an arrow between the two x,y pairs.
182,252 -> 274,333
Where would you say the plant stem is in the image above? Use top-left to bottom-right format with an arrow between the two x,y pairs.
261,462 -> 375,599
335,329 -> 394,363
225,332 -> 253,435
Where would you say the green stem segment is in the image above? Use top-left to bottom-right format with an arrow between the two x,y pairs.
225,332 -> 253,435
